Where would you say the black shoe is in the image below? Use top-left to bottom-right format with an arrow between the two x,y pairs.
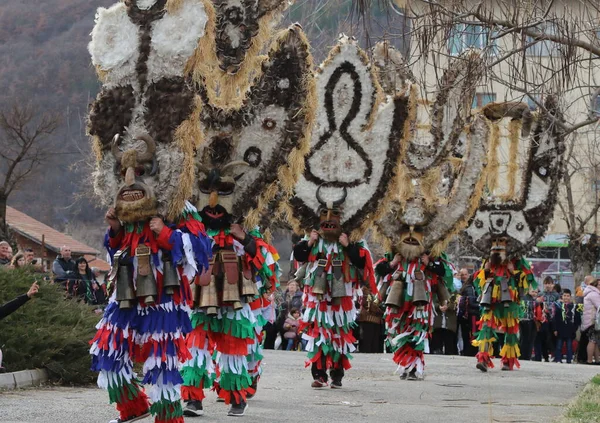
228,400 -> 248,417
0,367 -> 6,373
476,362 -> 488,373
330,380 -> 342,389
407,370 -> 418,381
399,372 -> 408,380
184,400 -> 204,417
108,411 -> 150,423
501,363 -> 511,371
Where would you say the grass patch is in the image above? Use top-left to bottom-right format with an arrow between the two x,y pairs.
0,268 -> 101,385
558,373 -> 600,423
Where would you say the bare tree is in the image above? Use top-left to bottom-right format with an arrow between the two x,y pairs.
0,102 -> 60,239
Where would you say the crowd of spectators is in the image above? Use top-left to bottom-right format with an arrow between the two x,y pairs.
0,241 -> 108,310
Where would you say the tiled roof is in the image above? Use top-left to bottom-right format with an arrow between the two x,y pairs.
84,254 -> 111,272
6,206 -> 101,256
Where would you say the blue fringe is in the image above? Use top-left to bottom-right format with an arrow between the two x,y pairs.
137,305 -> 192,338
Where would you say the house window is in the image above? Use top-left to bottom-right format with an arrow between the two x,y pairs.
526,22 -> 559,56
472,92 -> 496,109
448,24 -> 497,55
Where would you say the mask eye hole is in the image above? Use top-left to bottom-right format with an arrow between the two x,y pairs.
320,209 -> 329,217
262,118 -> 277,130
199,179 -> 211,194
217,181 -> 235,196
135,167 -> 145,177
331,210 -> 340,216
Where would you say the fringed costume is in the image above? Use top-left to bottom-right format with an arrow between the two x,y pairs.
463,96 -> 566,372
472,258 -> 536,370
294,238 -> 376,387
90,204 -> 211,423
181,228 -> 279,416
376,255 -> 454,378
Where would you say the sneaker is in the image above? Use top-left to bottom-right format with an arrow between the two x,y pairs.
311,378 -> 328,388
501,363 -> 511,371
108,411 -> 150,423
216,396 -> 225,402
407,370 -> 418,381
227,401 -> 247,417
476,362 -> 488,373
183,400 -> 204,417
399,372 -> 408,380
330,380 -> 342,389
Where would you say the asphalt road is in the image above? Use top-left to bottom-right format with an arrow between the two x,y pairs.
0,351 -> 596,423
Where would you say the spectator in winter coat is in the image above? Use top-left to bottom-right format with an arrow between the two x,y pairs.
52,246 -> 77,286
457,269 -> 479,356
519,289 -> 539,360
582,279 -> 600,364
432,294 -> 458,355
0,282 -> 39,372
0,241 -> 11,266
283,308 -> 303,351
278,280 -> 303,339
534,276 -> 560,361
552,289 -> 581,363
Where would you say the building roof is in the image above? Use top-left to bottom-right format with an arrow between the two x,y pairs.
84,254 -> 111,272
5,206 -> 101,256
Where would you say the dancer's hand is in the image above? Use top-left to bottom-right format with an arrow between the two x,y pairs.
420,253 -> 430,266
149,217 -> 165,235
27,282 -> 39,298
390,254 -> 402,267
339,233 -> 349,247
506,261 -> 515,272
308,230 -> 319,247
105,208 -> 122,233
229,224 -> 246,241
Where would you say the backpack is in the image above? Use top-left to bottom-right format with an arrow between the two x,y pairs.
595,306 -> 600,331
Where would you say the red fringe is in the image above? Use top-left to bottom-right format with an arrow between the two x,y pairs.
115,389 -> 149,421
501,357 -> 520,370
185,325 -> 213,350
476,351 -> 495,368
138,337 -> 191,364
392,344 -> 424,368
212,332 -> 252,355
181,386 -> 205,401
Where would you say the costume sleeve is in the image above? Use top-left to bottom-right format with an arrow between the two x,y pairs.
293,240 -> 310,263
0,294 -> 30,321
375,259 -> 394,277
156,225 -> 174,250
345,243 -> 365,268
240,234 -> 257,258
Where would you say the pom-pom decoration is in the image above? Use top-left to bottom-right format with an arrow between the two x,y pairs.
192,25 -> 316,229
374,50 -> 492,258
88,0 -> 209,222
286,36 -> 409,240
463,97 -> 566,257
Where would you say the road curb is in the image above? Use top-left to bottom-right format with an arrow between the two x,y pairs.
0,368 -> 48,390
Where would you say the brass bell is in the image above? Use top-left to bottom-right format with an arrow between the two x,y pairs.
135,245 -> 157,305
114,249 -> 136,309
479,278 -> 493,307
499,277 -> 512,304
191,279 -> 201,308
241,276 -> 259,299
199,274 -> 219,315
162,252 -> 180,295
412,273 -> 429,308
312,259 -> 328,299
377,280 -> 390,302
385,279 -> 405,308
331,276 -> 347,303
222,275 -> 243,309
294,263 -> 308,287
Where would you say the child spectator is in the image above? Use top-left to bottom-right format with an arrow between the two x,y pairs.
283,308 -> 302,351
552,289 -> 581,363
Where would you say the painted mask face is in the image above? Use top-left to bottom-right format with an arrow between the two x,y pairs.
196,158 -> 249,231
397,225 -> 425,260
110,134 -> 159,222
315,186 -> 346,242
489,237 -> 508,265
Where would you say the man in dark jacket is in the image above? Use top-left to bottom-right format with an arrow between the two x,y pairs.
0,282 -> 39,372
457,269 -> 479,356
52,246 -> 77,285
552,289 -> 581,363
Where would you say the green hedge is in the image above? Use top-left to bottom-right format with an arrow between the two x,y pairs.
0,268 -> 100,385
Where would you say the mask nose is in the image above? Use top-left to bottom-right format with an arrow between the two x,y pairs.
326,209 -> 332,220
124,166 -> 136,186
209,191 -> 219,208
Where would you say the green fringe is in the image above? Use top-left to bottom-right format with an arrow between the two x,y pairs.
181,363 -> 214,389
150,399 -> 183,420
106,375 -> 144,404
219,368 -> 252,391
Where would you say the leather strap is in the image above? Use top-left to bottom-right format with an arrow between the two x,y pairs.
136,245 -> 151,276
